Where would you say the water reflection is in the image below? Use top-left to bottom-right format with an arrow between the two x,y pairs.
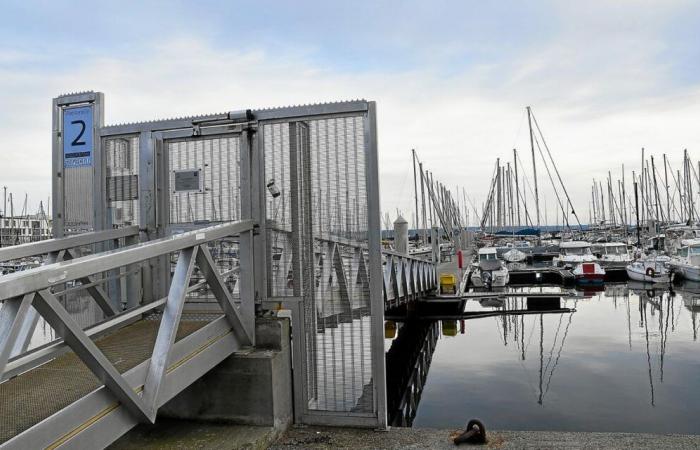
386,282 -> 700,434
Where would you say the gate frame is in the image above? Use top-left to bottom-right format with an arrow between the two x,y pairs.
258,101 -> 386,428
51,94 -> 386,428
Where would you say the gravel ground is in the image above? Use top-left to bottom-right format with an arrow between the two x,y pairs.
271,426 -> 700,449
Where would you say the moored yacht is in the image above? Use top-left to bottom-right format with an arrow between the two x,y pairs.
592,242 -> 632,268
553,241 -> 595,269
572,261 -> 606,284
471,247 -> 509,289
626,255 -> 671,283
667,238 -> 700,282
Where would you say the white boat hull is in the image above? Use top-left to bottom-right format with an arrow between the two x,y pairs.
471,269 -> 509,288
626,267 -> 670,283
668,262 -> 700,282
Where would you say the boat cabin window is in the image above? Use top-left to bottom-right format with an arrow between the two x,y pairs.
606,246 -> 627,255
679,247 -> 689,257
561,247 -> 590,256
690,246 -> 700,255
479,253 -> 497,261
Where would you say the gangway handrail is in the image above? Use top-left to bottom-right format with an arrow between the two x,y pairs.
0,219 -> 257,446
1,264 -> 237,382
382,251 -> 438,309
0,225 -> 139,263
0,221 -> 254,301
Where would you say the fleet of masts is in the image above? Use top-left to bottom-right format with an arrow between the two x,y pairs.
389,106 -> 700,244
591,149 -> 699,229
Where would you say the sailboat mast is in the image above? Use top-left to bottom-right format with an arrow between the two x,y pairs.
412,149 -> 420,239
641,148 -> 646,225
527,106 -> 541,229
651,155 -> 663,224
591,183 -> 597,226
419,162 -> 428,244
634,180 -> 641,247
686,149 -> 694,222
622,164 -> 627,231
513,149 -> 521,228
663,154 -> 670,223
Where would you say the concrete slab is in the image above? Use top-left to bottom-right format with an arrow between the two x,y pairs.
108,420 -> 279,450
271,426 -> 700,449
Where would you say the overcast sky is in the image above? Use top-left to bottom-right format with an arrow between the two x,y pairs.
1,0 -> 699,225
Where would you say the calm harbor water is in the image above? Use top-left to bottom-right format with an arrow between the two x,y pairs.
386,282 -> 700,434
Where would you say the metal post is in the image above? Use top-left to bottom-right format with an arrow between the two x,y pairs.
365,102 -> 387,428
238,129 -> 257,345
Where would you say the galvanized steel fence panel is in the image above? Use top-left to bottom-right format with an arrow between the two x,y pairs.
262,110 -> 382,423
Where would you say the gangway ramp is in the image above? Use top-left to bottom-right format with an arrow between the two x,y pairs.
0,221 -> 254,449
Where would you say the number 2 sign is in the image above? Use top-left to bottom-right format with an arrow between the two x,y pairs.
63,106 -> 94,168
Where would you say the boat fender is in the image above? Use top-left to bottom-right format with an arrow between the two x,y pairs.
646,267 -> 655,277
452,419 -> 487,445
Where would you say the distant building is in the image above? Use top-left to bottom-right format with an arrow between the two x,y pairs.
0,215 -> 52,247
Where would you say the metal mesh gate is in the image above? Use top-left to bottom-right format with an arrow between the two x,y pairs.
262,110 -> 380,421
168,137 -> 242,225
51,94 -> 383,427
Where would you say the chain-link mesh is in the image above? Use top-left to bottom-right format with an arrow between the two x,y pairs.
263,114 -> 373,414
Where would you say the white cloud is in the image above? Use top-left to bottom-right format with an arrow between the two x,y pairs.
1,4 -> 700,227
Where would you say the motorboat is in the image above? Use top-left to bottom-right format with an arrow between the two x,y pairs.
592,242 -> 632,268
667,238 -> 700,282
470,247 -> 509,288
626,256 -> 671,283
553,241 -> 596,269
572,261 -> 605,284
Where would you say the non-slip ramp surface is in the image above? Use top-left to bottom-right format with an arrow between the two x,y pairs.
0,318 -> 209,444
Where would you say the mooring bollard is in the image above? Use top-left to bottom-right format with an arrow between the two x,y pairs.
453,419 -> 487,445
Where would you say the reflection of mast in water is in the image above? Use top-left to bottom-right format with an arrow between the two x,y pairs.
538,314 -> 544,405
544,304 -> 576,395
521,306 -> 525,361
693,302 -> 698,341
626,292 -> 632,350
660,292 -> 670,383
641,300 -> 655,407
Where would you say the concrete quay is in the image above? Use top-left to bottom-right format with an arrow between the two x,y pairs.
272,426 -> 700,450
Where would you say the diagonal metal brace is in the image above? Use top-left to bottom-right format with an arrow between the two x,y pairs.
64,248 -> 119,316
33,289 -> 151,423
141,246 -> 199,420
196,244 -> 253,346
0,293 -> 35,375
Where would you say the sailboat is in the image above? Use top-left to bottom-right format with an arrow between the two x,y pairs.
626,255 -> 671,283
667,238 -> 700,281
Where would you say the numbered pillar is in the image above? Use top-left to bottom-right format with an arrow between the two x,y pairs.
52,92 -> 105,237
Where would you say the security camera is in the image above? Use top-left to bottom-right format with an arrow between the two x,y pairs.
267,179 -> 281,198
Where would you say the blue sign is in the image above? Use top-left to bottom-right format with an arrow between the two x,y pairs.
63,106 -> 93,168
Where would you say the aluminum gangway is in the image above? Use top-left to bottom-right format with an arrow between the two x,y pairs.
0,222 -> 256,449
0,225 -> 437,448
